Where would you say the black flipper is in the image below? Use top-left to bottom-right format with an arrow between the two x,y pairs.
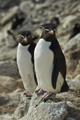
51,59 -> 59,89
28,42 -> 38,85
49,40 -> 69,91
28,42 -> 36,63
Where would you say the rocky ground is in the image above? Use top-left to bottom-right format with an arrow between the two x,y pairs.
0,0 -> 80,120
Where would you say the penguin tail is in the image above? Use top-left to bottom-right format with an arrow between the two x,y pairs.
61,81 -> 69,92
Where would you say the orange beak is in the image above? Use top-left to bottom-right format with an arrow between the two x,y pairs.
24,37 -> 28,43
49,30 -> 54,35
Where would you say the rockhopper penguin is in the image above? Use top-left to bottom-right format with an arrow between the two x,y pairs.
17,31 -> 38,97
34,23 -> 69,99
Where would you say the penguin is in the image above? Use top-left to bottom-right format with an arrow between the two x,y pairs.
69,23 -> 80,39
6,30 -> 18,48
11,10 -> 26,30
50,16 -> 60,27
34,23 -> 69,99
17,31 -> 38,97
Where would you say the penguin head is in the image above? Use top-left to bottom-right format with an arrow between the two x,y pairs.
16,31 -> 38,46
41,23 -> 57,41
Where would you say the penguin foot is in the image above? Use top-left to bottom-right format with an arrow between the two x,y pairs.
35,88 -> 45,95
42,92 -> 53,99
24,92 -> 32,97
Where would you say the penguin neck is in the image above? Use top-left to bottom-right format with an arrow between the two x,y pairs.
42,32 -> 57,43
50,37 -> 63,57
18,43 -> 29,49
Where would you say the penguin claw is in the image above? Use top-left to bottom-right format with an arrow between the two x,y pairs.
24,92 -> 32,97
35,88 -> 45,95
35,88 -> 41,93
42,92 -> 53,99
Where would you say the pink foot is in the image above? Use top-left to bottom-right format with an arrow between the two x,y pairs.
42,92 -> 53,99
35,88 -> 45,95
35,88 -> 41,93
24,92 -> 32,97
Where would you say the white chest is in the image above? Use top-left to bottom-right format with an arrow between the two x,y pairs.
34,38 -> 64,93
34,38 -> 53,62
34,39 -> 54,89
17,43 -> 36,92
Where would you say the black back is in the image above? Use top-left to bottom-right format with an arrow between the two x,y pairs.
49,39 -> 69,92
28,42 -> 38,85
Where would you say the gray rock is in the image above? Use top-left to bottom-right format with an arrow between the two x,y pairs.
0,0 -> 20,9
0,114 -> 17,120
0,114 -> 12,120
62,15 -> 76,28
0,61 -> 19,79
19,92 -> 67,120
6,30 -> 18,48
67,76 -> 80,92
32,0 -> 46,4
0,95 -> 10,106
35,2 -> 51,10
20,1 -> 34,14
0,6 -> 19,25
0,91 -> 21,115
66,117 -> 76,120
0,23 -> 11,47
64,34 -> 80,53
0,75 -> 17,93
0,46 -> 17,61
13,93 -> 30,119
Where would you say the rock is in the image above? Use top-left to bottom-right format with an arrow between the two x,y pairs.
32,0 -> 46,4
6,30 -> 18,48
67,101 -> 80,111
0,6 -> 19,25
0,0 -> 20,9
13,93 -> 30,119
67,75 -> 80,93
66,118 -> 76,120
0,46 -> 17,61
61,15 -> 77,28
0,61 -> 19,79
75,74 -> 80,80
0,75 -> 17,93
0,92 -> 21,115
0,114 -> 13,120
0,95 -> 10,106
20,1 -> 34,14
0,76 -> 23,94
63,34 -> 80,77
64,34 -> 80,52
19,92 -> 67,120
0,23 -> 11,47
31,18 -> 40,24
35,2 -> 51,10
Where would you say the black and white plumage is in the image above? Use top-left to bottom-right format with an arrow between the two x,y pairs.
17,31 -> 38,96
34,23 -> 69,98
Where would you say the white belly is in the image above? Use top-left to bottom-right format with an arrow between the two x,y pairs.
17,43 -> 36,92
34,38 -> 64,93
